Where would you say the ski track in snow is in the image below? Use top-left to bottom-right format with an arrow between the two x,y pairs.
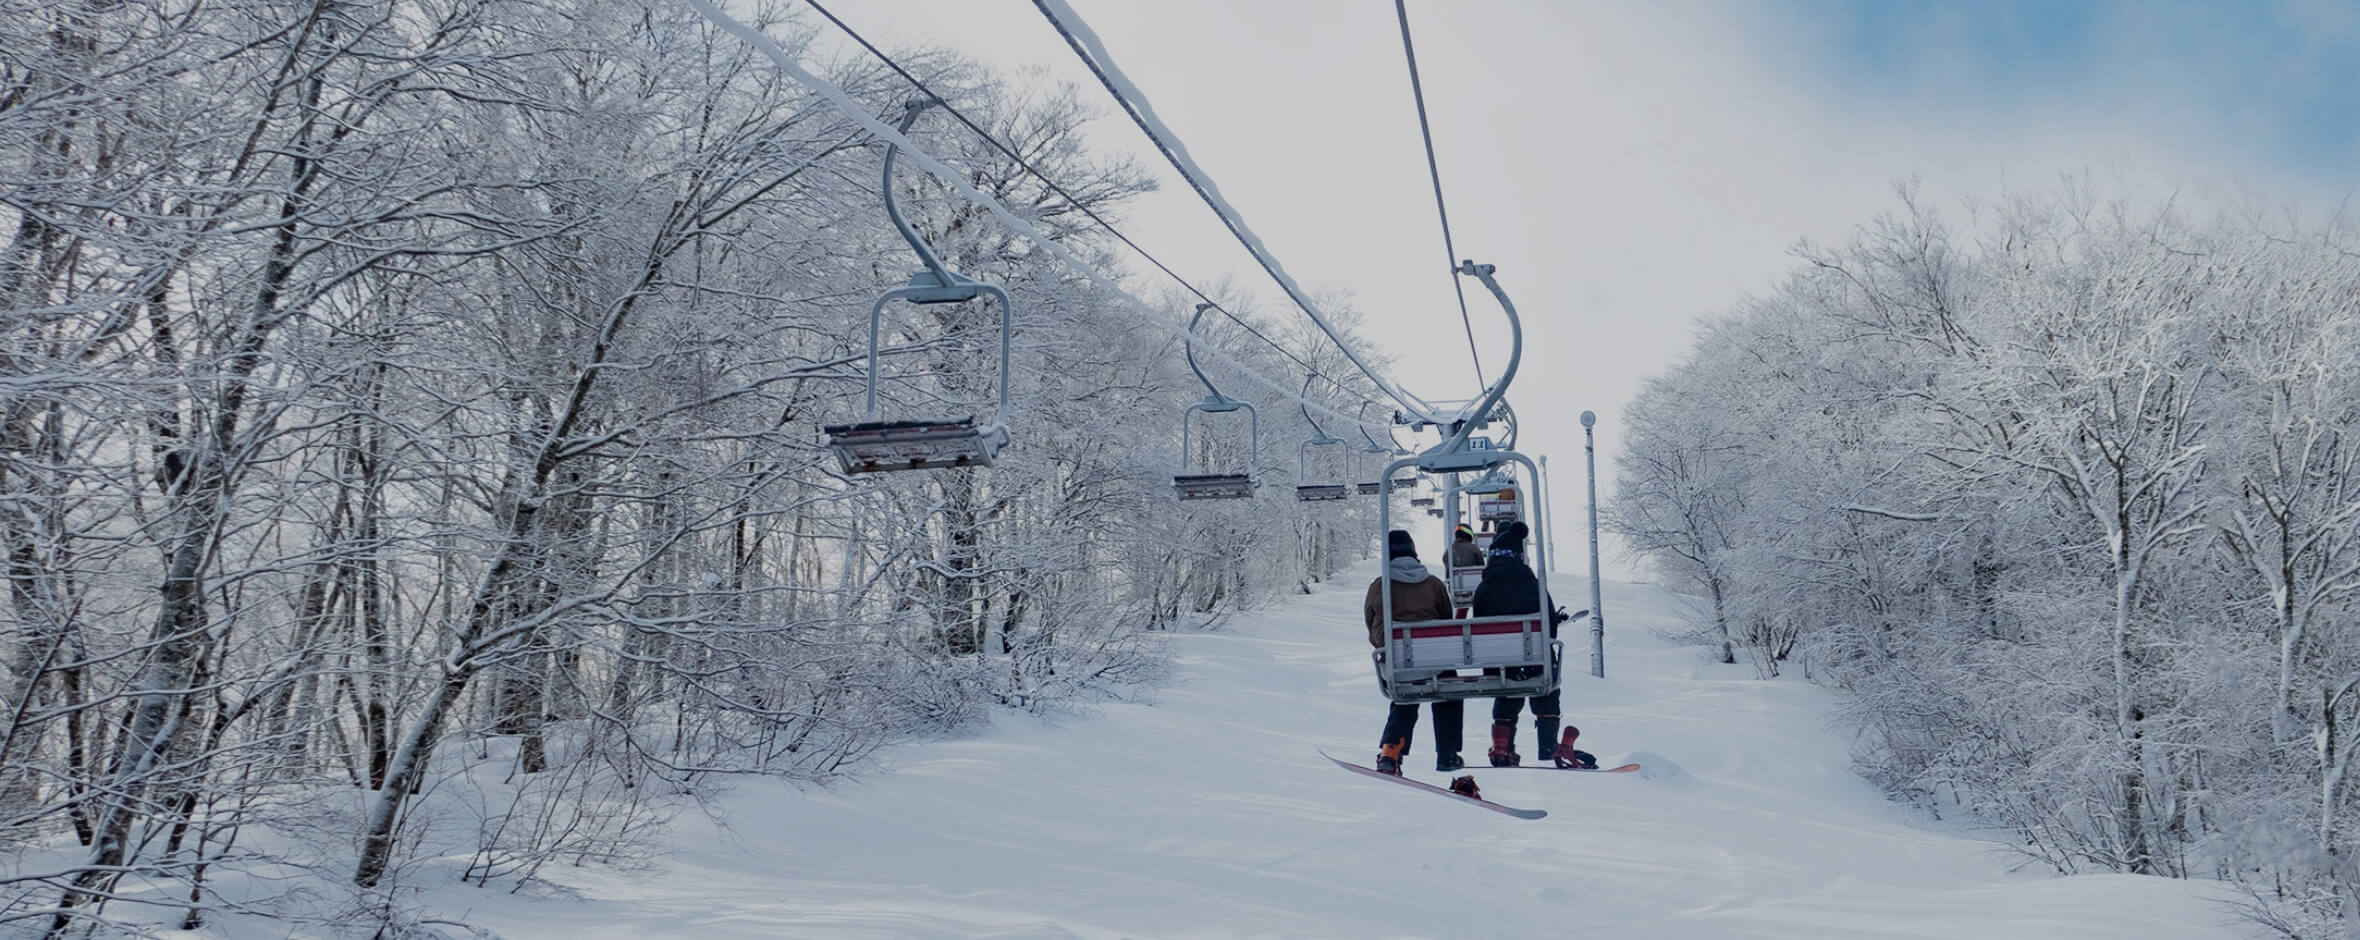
432,565 -> 2254,939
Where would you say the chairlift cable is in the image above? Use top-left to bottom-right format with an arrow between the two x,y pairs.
686,0 -> 1390,436
800,0 -> 1382,418
1393,0 -> 1487,392
1031,0 -> 1453,427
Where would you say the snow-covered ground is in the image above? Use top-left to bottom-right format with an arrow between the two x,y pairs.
427,564 -> 2253,939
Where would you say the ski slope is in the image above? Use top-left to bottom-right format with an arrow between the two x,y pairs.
431,564 -> 2253,939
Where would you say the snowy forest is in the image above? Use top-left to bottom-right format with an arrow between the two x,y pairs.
7,0 -> 2359,937
0,1 -> 1398,933
1612,187 -> 2360,936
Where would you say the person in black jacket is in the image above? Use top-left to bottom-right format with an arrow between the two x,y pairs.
1472,522 -> 1593,768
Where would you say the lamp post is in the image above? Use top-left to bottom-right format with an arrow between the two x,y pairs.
1540,454 -> 1557,565
1581,410 -> 1605,678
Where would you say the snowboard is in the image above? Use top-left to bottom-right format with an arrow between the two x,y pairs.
1320,750 -> 1546,819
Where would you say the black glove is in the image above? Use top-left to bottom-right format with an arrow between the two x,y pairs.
1550,606 -> 1570,627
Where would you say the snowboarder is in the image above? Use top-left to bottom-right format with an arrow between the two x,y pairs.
1364,529 -> 1465,774
1473,522 -> 1593,769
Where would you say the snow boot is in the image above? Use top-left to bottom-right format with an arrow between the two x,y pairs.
1436,752 -> 1465,773
1553,727 -> 1597,769
1487,722 -> 1521,767
1535,715 -> 1561,764
1376,739 -> 1405,776
1448,775 -> 1482,800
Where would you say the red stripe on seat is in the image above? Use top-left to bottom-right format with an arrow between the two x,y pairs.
1391,619 -> 1542,639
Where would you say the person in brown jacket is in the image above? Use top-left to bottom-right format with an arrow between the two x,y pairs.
1364,529 -> 1465,773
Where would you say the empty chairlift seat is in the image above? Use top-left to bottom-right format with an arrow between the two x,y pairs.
823,417 -> 1007,475
1170,305 -> 1261,500
1174,473 -> 1255,500
1292,374 -> 1350,503
1295,482 -> 1349,501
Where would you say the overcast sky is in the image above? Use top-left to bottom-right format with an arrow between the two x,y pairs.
807,0 -> 2358,576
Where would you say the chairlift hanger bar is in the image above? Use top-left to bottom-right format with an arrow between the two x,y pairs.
1299,373 -> 1342,447
859,99 -> 1009,431
1175,304 -> 1260,500
1297,373 -> 1351,502
1412,262 -> 1523,473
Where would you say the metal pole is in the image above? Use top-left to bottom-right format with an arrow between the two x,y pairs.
1541,454 -> 1557,565
1582,410 -> 1605,678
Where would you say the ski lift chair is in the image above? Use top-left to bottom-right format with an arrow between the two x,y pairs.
1172,305 -> 1260,500
1466,469 -> 1521,523
1479,492 -> 1520,523
1296,438 -> 1349,502
824,101 -> 1014,475
1371,261 -> 1558,704
1293,375 -> 1350,502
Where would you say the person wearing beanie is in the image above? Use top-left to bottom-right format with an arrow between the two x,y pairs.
1447,524 -> 1483,569
1472,520 -> 1594,769
1363,529 -> 1464,774
1487,520 -> 1529,560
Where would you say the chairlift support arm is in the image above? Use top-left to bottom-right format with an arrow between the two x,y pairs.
858,99 -> 1014,436
1179,305 -> 1259,473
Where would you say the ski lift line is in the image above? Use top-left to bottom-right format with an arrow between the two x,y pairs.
1393,0 -> 1486,393
686,0 -> 1388,436
1030,0 -> 1455,428
796,0 -> 1375,419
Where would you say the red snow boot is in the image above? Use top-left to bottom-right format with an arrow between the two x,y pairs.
1554,727 -> 1597,769
1487,723 -> 1521,767
1448,775 -> 1482,800
1375,739 -> 1405,776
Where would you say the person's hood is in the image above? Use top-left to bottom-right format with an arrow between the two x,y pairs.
1386,556 -> 1431,583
